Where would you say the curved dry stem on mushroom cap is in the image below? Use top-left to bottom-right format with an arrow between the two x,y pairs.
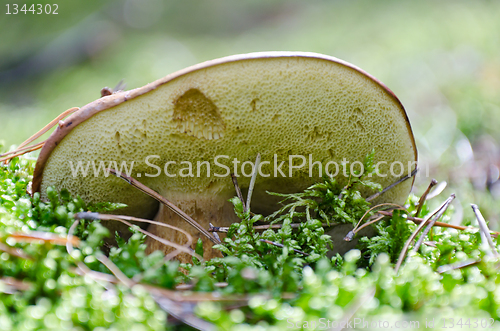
32,52 -> 417,260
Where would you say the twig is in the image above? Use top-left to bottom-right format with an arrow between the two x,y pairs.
0,142 -> 46,163
75,212 -> 203,262
9,231 -> 80,246
0,242 -> 33,260
1,277 -> 33,293
209,222 -> 334,233
245,153 -> 261,213
175,282 -> 228,291
259,239 -> 309,256
231,174 -> 246,210
412,194 -> 455,253
209,223 -> 220,243
67,219 -> 136,289
471,204 -> 500,258
67,220 -> 96,277
377,210 -> 498,237
345,203 -> 406,241
437,259 -> 481,274
366,167 -> 418,202
108,168 -> 219,244
96,252 -> 135,288
415,179 -> 438,217
352,215 -> 386,234
0,141 -> 45,158
337,172 -> 352,200
395,195 -> 455,273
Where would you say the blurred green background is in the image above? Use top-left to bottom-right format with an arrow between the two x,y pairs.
1,0 -> 499,226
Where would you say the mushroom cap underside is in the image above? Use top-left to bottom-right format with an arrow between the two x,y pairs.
33,52 -> 417,219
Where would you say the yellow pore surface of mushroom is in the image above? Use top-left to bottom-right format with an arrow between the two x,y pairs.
39,54 -> 416,225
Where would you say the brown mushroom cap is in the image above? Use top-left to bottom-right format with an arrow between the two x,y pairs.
33,52 -> 417,258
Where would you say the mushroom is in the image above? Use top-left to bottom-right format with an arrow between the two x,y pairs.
32,52 -> 417,260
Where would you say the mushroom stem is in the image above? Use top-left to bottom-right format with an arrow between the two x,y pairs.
108,168 -> 218,244
146,196 -> 238,261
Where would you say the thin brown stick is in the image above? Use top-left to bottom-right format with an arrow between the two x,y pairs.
209,223 -> 220,243
259,239 -> 309,256
108,168 -> 219,244
415,179 -> 438,217
437,259 -> 481,274
231,174 -> 246,209
77,213 -> 203,262
0,141 -> 45,158
0,242 -> 34,260
245,153 -> 261,213
366,167 -> 418,202
209,222 -> 334,233
337,172 -> 352,200
9,231 -> 80,246
67,219 -> 136,288
96,252 -> 135,287
395,195 -> 455,273
75,211 -> 193,249
375,210 -> 500,236
1,277 -> 33,292
175,282 -> 228,291
354,215 -> 386,234
75,211 -> 197,277
412,194 -> 455,253
344,203 -> 406,241
0,142 -> 45,163
66,220 -> 97,277
471,204 -> 499,258
147,284 -> 295,302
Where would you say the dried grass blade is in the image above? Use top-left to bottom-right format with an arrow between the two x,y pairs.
9,231 -> 80,246
471,204 -> 499,258
366,168 -> 418,202
412,194 -> 455,253
415,179 -> 438,217
437,259 -> 481,274
245,153 -> 261,213
395,194 -> 455,273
